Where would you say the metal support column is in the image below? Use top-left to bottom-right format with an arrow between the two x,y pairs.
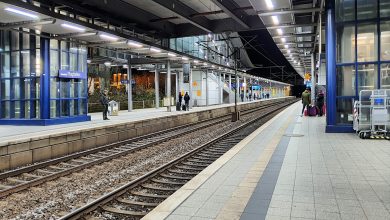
243,77 -> 247,101
189,68 -> 193,108
229,74 -> 232,89
218,73 -> 222,104
206,69 -> 209,106
127,58 -> 133,112
40,37 -> 50,120
311,52 -> 316,103
154,66 -> 159,109
167,60 -> 172,112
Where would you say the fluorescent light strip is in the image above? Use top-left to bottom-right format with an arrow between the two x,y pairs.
271,16 -> 279,25
182,56 -> 189,60
150,48 -> 161,53
277,28 -> 283,35
193,60 -> 199,63
61,23 -> 85,32
100,34 -> 118,41
281,38 -> 286,43
5,7 -> 38,19
128,41 -> 143,47
168,53 -> 176,57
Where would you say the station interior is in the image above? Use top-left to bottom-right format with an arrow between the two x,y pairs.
0,0 -> 389,220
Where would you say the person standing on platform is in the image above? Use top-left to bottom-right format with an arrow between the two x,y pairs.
178,92 -> 183,108
100,89 -> 110,120
253,93 -> 256,100
317,90 -> 325,116
240,92 -> 244,102
301,87 -> 311,116
184,92 -> 190,111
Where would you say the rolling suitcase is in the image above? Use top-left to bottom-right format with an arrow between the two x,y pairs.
182,104 -> 186,111
308,105 -> 317,116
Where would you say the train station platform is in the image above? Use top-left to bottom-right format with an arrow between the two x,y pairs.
145,102 -> 390,220
0,98 -> 291,171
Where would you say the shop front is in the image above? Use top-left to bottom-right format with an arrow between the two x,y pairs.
0,29 -> 90,125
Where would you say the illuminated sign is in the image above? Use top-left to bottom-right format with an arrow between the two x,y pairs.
58,70 -> 87,79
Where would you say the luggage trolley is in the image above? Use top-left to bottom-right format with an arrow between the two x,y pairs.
354,90 -> 390,139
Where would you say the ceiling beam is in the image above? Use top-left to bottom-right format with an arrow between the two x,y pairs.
272,33 -> 316,39
211,0 -> 250,29
0,18 -> 56,29
258,7 -> 321,16
151,0 -> 212,33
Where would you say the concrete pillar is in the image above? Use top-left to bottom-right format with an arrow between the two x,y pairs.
206,70 -> 209,106
175,72 -> 179,102
189,68 -> 193,108
167,61 -> 172,112
154,66 -> 159,109
311,52 -> 316,103
236,76 -> 240,102
229,74 -> 232,89
127,58 -> 133,112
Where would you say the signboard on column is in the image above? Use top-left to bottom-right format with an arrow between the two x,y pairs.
183,63 -> 190,83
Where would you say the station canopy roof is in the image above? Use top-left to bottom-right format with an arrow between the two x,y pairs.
0,0 -> 323,85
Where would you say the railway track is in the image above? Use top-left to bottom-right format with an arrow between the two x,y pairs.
0,99 -> 293,198
59,99 -> 295,220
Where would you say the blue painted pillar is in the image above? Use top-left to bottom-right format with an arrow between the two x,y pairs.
40,37 -> 50,119
326,0 -> 336,132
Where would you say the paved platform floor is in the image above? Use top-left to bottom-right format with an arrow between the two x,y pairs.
144,102 -> 390,220
0,99 -> 277,143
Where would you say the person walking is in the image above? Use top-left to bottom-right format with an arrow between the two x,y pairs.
301,87 -> 311,116
184,92 -> 190,111
100,89 -> 110,120
317,90 -> 325,116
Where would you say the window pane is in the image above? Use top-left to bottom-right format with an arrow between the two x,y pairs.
50,50 -> 58,75
11,31 -> 19,51
22,33 -> 30,50
61,100 -> 69,116
336,98 -> 354,124
380,0 -> 390,18
1,79 -> 10,99
21,51 -> 30,77
50,100 -> 59,118
50,78 -> 59,98
381,21 -> 390,61
61,79 -> 69,98
1,52 -> 10,78
61,51 -> 69,70
336,0 -> 355,22
357,24 -> 378,62
79,98 -> 87,115
0,30 -> 10,51
381,63 -> 390,89
50,39 -> 58,50
24,101 -> 30,119
1,101 -> 10,118
61,41 -> 68,51
357,0 -> 377,20
358,64 -> 378,92
14,101 -> 20,118
23,78 -> 31,99
13,78 -> 20,99
36,49 -> 41,77
70,53 -> 77,71
337,65 -> 356,96
11,52 -> 20,77
337,25 -> 355,63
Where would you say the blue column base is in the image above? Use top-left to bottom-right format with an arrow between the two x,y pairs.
0,115 -> 91,126
326,125 -> 354,133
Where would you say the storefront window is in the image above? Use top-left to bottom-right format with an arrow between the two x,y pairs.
380,0 -> 390,18
337,65 -> 356,96
357,24 -> 378,62
381,21 -> 390,61
337,25 -> 355,63
357,64 -> 377,92
336,0 -> 355,22
380,63 -> 390,89
336,98 -> 354,124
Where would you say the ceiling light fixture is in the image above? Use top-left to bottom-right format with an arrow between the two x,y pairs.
265,0 -> 274,9
277,28 -> 283,35
271,16 -> 279,25
182,56 -> 189,60
61,23 -> 85,32
281,38 -> 286,43
284,45 -> 289,49
128,41 -> 143,48
168,53 -> 176,57
5,7 -> 38,19
194,60 -> 199,63
99,34 -> 118,41
104,61 -> 112,67
150,48 -> 161,53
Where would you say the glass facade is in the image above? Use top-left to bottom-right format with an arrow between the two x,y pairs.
0,29 -> 89,124
334,0 -> 390,126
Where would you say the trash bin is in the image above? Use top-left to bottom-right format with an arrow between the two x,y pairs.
108,101 -> 119,116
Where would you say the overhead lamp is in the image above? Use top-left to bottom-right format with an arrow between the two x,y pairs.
203,63 -> 208,66
265,0 -> 274,9
298,62 -> 301,65
271,16 -> 279,25
181,56 -> 189,60
5,7 -> 38,19
277,28 -> 283,35
100,34 -> 118,41
150,47 -> 161,53
211,65 -> 215,68
123,64 -> 129,68
104,61 -> 112,67
128,41 -> 143,48
168,53 -> 176,57
281,38 -> 286,43
293,60 -> 297,64
284,45 -> 289,49
193,60 -> 199,63
193,66 -> 197,68
61,23 -> 85,32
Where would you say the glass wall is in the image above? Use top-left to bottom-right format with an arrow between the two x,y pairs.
0,29 -> 40,119
335,0 -> 390,125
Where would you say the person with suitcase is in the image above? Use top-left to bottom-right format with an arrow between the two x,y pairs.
316,90 -> 325,116
301,87 -> 311,116
184,92 -> 190,111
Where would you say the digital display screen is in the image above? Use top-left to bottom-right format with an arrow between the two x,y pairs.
374,98 -> 384,105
